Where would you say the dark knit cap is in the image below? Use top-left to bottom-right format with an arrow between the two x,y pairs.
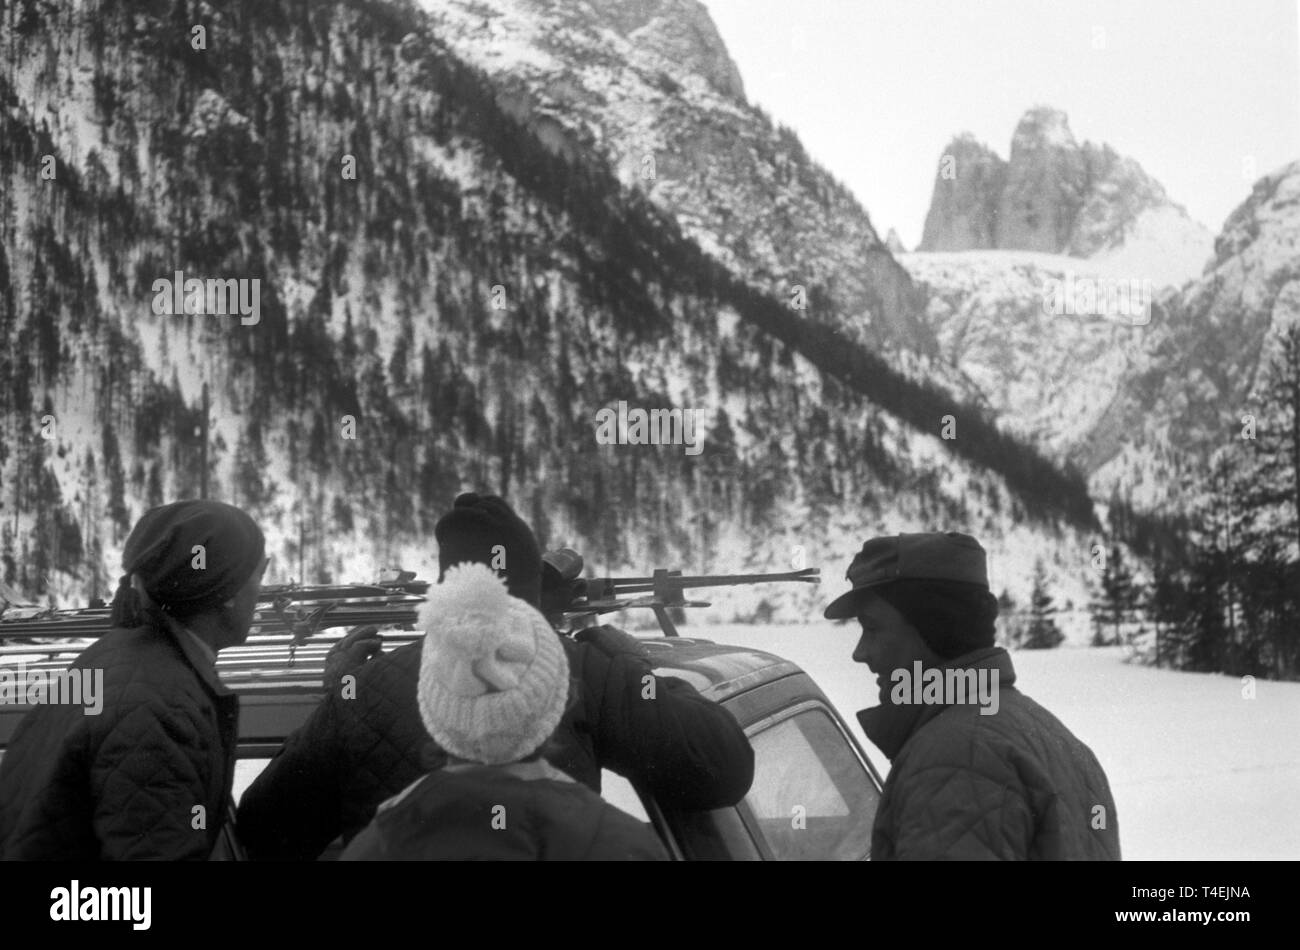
110,500 -> 265,625
434,493 -> 542,607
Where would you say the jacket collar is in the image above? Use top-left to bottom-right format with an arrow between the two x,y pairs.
444,759 -> 577,784
857,647 -> 1015,761
157,614 -> 235,699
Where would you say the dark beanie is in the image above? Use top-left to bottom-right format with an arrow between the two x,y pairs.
873,578 -> 999,661
110,500 -> 265,626
434,493 -> 542,607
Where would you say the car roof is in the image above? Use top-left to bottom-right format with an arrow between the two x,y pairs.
635,637 -> 803,702
0,632 -> 808,731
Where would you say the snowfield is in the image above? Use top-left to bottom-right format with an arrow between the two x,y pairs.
233,621 -> 1299,860
700,622 -> 1300,860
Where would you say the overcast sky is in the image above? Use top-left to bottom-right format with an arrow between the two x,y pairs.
703,0 -> 1300,249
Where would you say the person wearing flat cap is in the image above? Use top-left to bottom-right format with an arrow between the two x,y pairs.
340,563 -> 666,860
238,492 -> 754,860
0,500 -> 268,860
825,532 -> 1120,860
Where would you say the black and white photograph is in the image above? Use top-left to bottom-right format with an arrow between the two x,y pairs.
0,0 -> 1296,910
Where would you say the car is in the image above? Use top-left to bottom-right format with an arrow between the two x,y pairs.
0,628 -> 883,861
0,562 -> 885,861
633,635 -> 883,860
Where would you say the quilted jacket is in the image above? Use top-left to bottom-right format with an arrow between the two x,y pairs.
237,629 -> 755,860
860,647 -> 1121,860
339,761 -> 669,860
0,622 -> 239,860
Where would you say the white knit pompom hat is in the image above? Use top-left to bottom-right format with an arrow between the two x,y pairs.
416,562 -> 570,765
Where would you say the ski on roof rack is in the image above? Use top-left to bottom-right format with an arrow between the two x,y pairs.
0,557 -> 820,647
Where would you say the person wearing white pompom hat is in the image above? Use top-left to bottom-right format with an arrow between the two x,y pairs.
341,562 -> 667,861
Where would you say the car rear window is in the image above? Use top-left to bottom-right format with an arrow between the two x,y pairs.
743,707 -> 877,860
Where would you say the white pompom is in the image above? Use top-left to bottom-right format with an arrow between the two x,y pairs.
417,562 -> 512,653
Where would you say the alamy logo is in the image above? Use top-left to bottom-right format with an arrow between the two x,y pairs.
1041,271 -> 1151,325
594,401 -> 703,456
151,271 -> 261,325
50,881 -> 151,930
0,663 -> 103,715
890,662 -> 1000,715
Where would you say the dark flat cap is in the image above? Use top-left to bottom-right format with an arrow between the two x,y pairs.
823,532 -> 989,620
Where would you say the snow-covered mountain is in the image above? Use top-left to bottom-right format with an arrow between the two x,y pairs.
899,249 -> 1156,466
1088,159 -> 1300,510
904,106 -> 1249,500
903,158 -> 1300,517
419,0 -> 940,360
0,0 -> 1104,624
919,107 -> 1213,290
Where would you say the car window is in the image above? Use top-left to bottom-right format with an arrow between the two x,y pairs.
232,759 -> 268,804
743,707 -> 877,860
600,769 -> 650,822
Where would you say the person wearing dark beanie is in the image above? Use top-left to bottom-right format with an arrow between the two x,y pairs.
434,493 -> 542,605
111,499 -> 266,634
0,500 -> 267,860
238,490 -> 756,860
824,532 -> 1120,861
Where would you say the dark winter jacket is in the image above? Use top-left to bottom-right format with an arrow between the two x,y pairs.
0,622 -> 240,860
861,647 -> 1121,860
237,628 -> 754,860
339,760 -> 668,861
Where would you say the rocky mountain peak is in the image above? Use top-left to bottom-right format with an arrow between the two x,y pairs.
1212,159 -> 1300,268
1010,105 -> 1078,152
998,108 -> 1088,253
522,0 -> 746,100
904,158 -> 1299,517
428,0 -> 938,356
917,133 -> 1007,252
918,107 -> 1212,287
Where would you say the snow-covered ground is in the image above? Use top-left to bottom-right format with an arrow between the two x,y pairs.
699,622 -> 1300,860
233,620 -> 1299,860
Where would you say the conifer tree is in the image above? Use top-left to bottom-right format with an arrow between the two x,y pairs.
101,419 -> 129,537
1146,563 -> 1189,669
1092,543 -> 1138,646
1178,548 -> 1229,672
234,419 -> 271,510
1023,559 -> 1065,649
1248,324 -> 1300,556
997,588 -> 1020,648
1241,323 -> 1300,674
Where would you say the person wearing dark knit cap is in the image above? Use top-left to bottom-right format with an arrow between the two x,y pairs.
238,492 -> 755,861
824,532 -> 1120,861
340,563 -> 666,861
0,500 -> 267,860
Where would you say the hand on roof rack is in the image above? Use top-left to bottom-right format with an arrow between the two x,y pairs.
323,625 -> 385,692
